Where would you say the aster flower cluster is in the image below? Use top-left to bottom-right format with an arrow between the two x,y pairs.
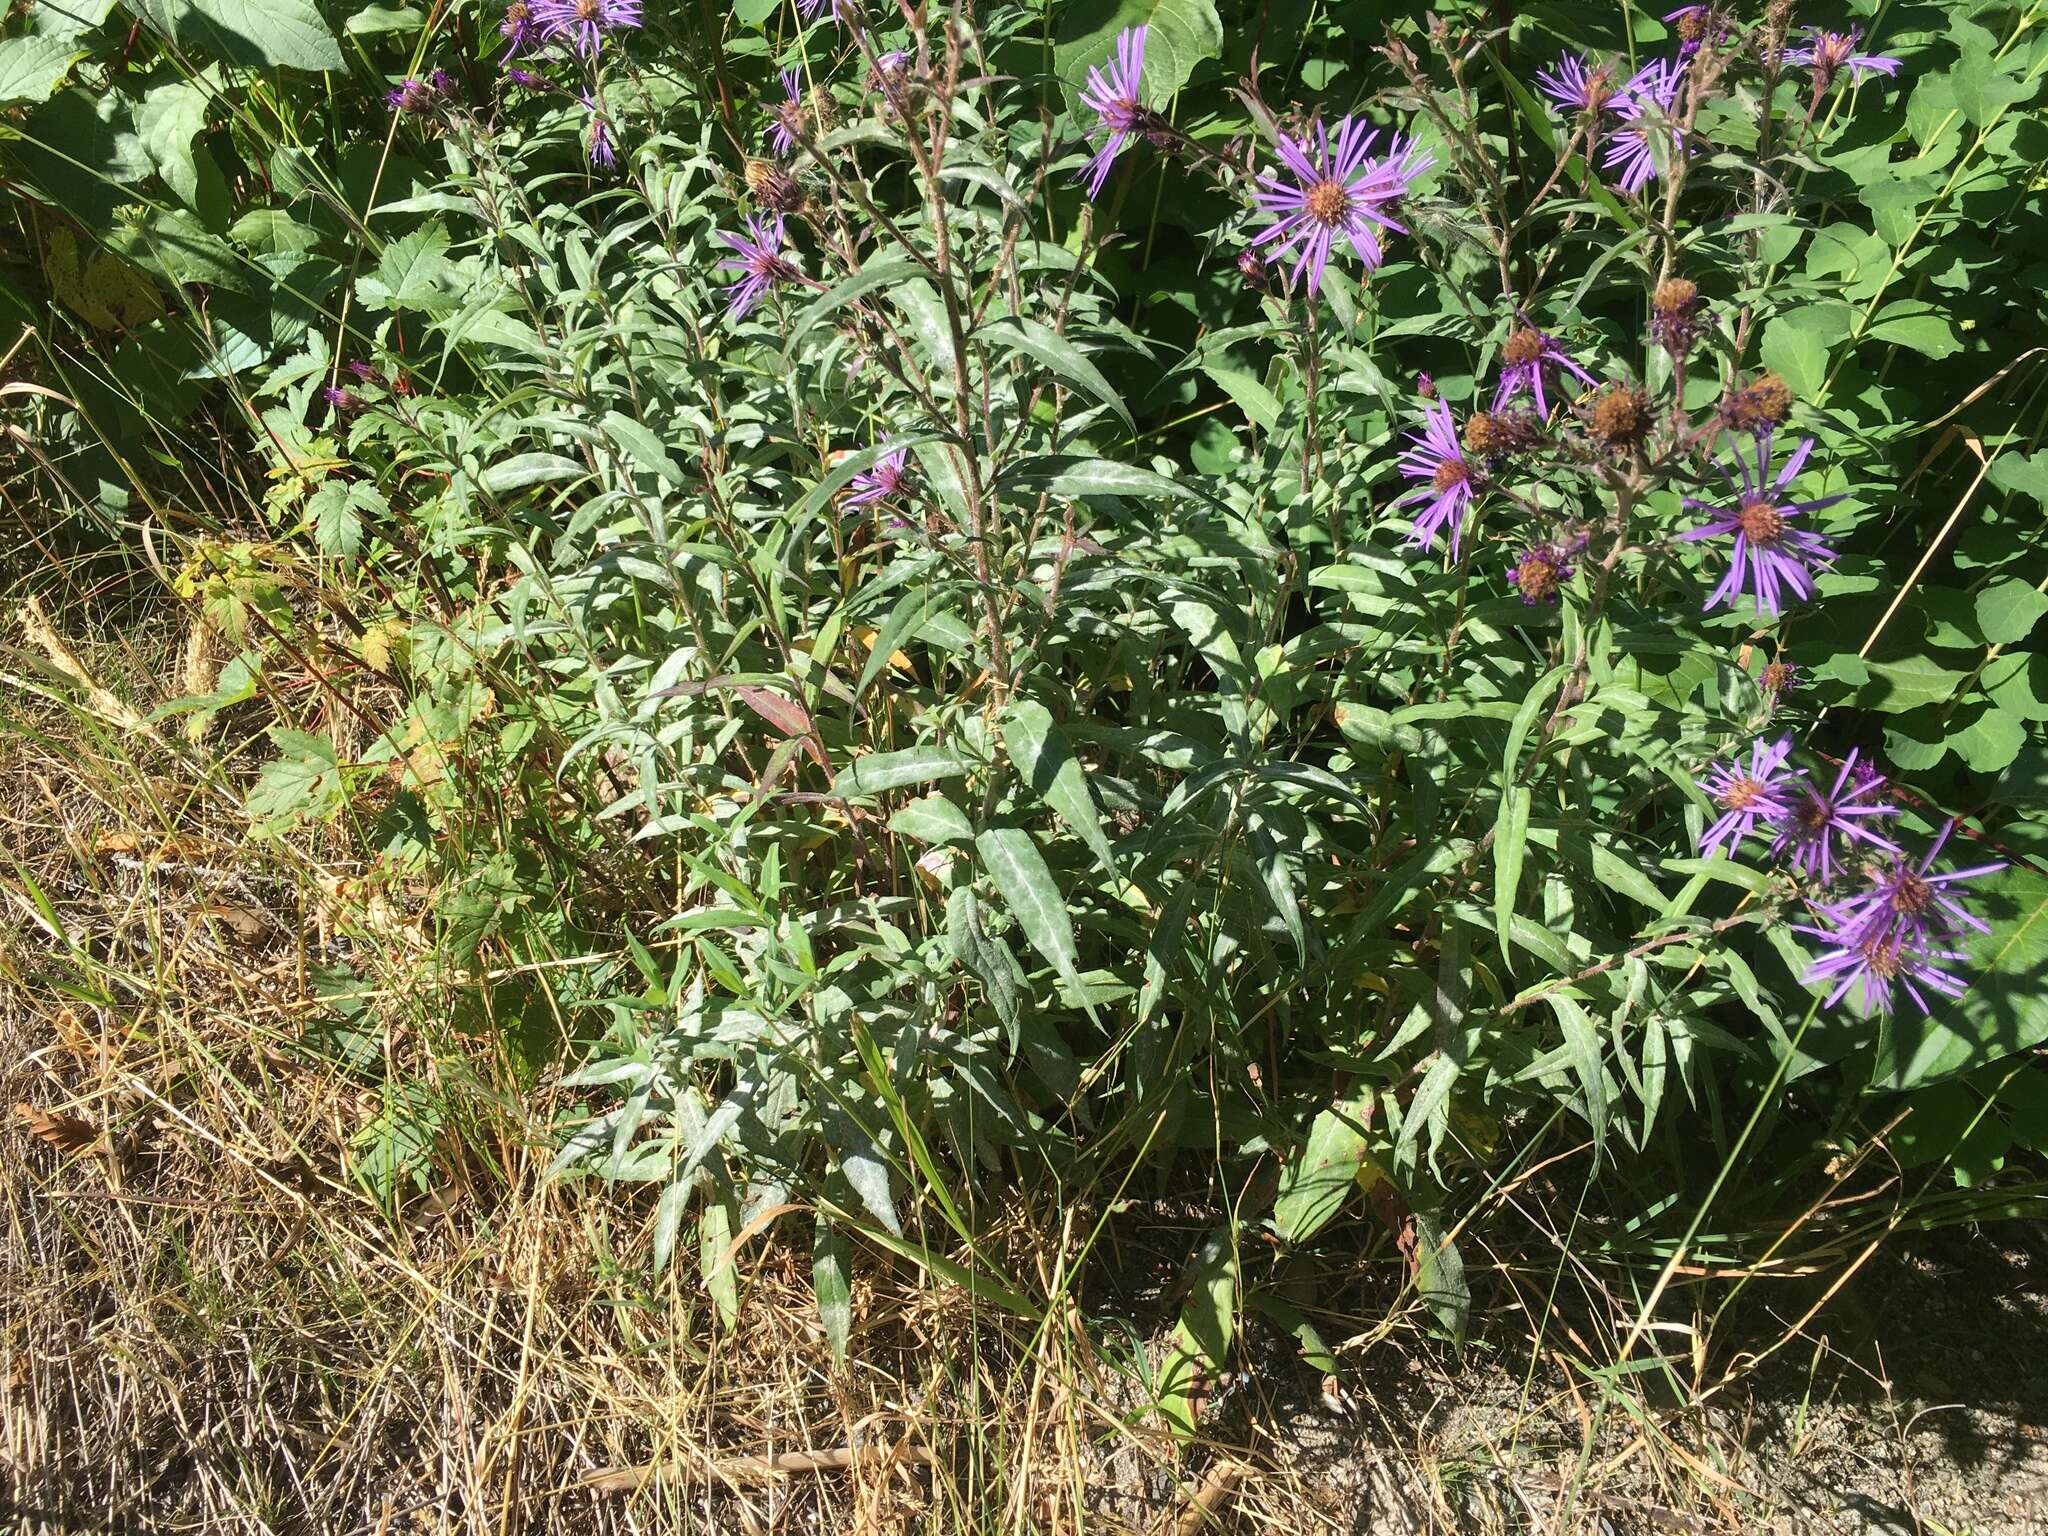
1534,11 -> 1899,198
1693,735 -> 1997,1015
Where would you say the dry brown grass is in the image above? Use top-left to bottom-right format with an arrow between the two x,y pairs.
7,593 -> 2048,1536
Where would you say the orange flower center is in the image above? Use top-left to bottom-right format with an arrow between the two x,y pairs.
1860,935 -> 1902,979
1717,776 -> 1764,811
1515,555 -> 1559,599
1305,179 -> 1351,226
1894,873 -> 1933,916
1738,497 -> 1785,547
575,0 -> 599,18
1503,327 -> 1545,366
1432,458 -> 1469,493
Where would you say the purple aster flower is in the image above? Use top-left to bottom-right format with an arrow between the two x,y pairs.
1251,117 -> 1433,296
345,360 -> 380,383
768,68 -> 806,156
844,447 -> 909,510
718,215 -> 800,321
1798,915 -> 1969,1016
1536,53 -> 1620,115
1818,821 -> 2003,949
797,0 -> 849,24
1393,398 -> 1476,558
1785,27 -> 1900,89
1769,747 -> 1900,883
530,0 -> 641,57
1696,735 -> 1796,858
1493,322 -> 1594,419
501,0 -> 539,54
1076,25 -> 1147,201
505,65 -> 546,89
385,77 -> 438,114
1676,433 -> 1844,617
1849,754 -> 1887,798
582,93 -> 615,167
1506,542 -> 1575,604
1665,6 -> 1720,58
322,384 -> 359,413
1604,57 -> 1685,195
431,68 -> 456,96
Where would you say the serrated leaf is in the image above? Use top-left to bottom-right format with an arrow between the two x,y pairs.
0,34 -> 82,105
127,0 -> 344,70
358,222 -> 449,311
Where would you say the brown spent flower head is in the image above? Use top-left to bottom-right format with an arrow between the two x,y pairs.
1722,373 -> 1794,433
1760,659 -> 1797,694
1674,8 -> 1706,43
1589,386 -> 1651,449
1654,277 -> 1698,315
1511,547 -> 1566,602
1464,409 -> 1544,456
808,83 -> 838,130
744,159 -> 805,214
1237,249 -> 1269,292
1502,326 -> 1546,367
1652,277 -> 1703,353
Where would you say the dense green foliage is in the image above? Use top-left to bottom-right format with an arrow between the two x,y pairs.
6,0 -> 2048,1413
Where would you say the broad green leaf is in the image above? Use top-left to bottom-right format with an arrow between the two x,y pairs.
1859,654 -> 1968,713
358,222 -> 450,311
1872,868 -> 2048,1089
1001,699 -> 1117,879
889,792 -> 973,845
1274,1100 -> 1378,1244
1412,1208 -> 1469,1341
975,827 -> 1091,1011
0,34 -> 81,105
1759,304 -> 1851,398
1976,577 -> 2048,646
1053,0 -> 1222,112
127,0 -> 344,70
835,744 -> 972,796
345,2 -> 423,31
247,729 -> 342,832
480,452 -> 588,495
1948,37 -> 2036,126
137,78 -> 208,207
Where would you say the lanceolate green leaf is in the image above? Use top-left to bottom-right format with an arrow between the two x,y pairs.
975,827 -> 1093,1013
982,317 -> 1133,433
1001,699 -> 1119,880
834,744 -> 973,797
